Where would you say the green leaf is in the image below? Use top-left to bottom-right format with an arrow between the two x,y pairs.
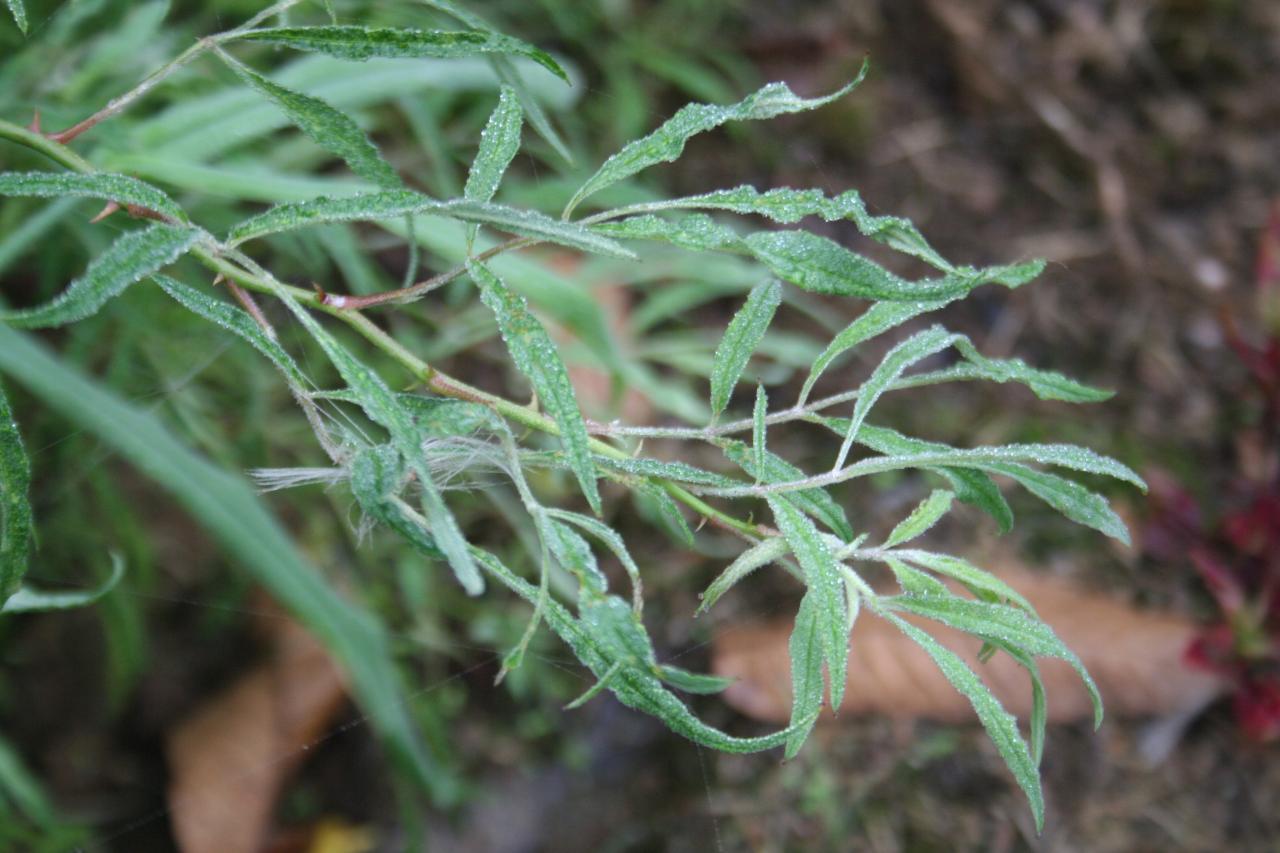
154,275 -> 311,389
697,536 -> 789,615
592,213 -> 743,252
709,280 -> 781,419
0,224 -> 200,329
233,26 -> 569,83
545,507 -> 643,610
0,171 -> 186,222
469,261 -> 600,514
0,379 -> 31,606
464,85 -> 523,246
800,298 -> 955,404
785,588 -> 824,758
348,444 -> 444,562
767,496 -> 848,711
595,454 -> 738,487
634,481 -> 694,545
721,440 -> 852,540
851,423 -> 1013,533
994,641 -> 1047,766
744,230 -> 977,302
834,325 -> 960,469
228,192 -> 635,259
543,516 -> 608,602
658,665 -> 734,695
885,593 -> 1102,730
989,462 -> 1133,545
217,50 -> 401,188
883,489 -> 953,548
4,0 -> 26,34
473,547 -> 808,753
0,326 -> 448,800
647,184 -> 954,270
882,611 -> 1043,830
944,338 -> 1112,403
3,553 -> 124,614
889,550 -> 1035,613
277,294 -> 483,594
752,384 -> 767,480
565,67 -> 868,216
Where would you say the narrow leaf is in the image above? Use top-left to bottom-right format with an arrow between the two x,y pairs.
883,611 -> 1043,830
768,496 -> 849,711
886,593 -> 1102,729
565,67 -> 867,216
0,379 -> 31,606
228,192 -> 635,258
785,589 -> 824,758
698,536 -> 789,615
891,549 -> 1035,613
834,325 -> 959,469
0,326 -> 446,799
721,440 -> 853,540
658,665 -> 734,695
4,0 -> 26,34
278,295 -> 483,594
800,298 -> 955,404
0,224 -> 200,329
545,507 -> 643,611
464,85 -> 523,246
745,230 -> 981,302
3,553 -> 124,614
710,280 -> 781,419
752,384 -> 767,480
218,50 -> 401,188
592,213 -> 742,252
0,171 -> 186,222
233,26 -> 569,82
883,489 -> 953,548
470,261 -> 600,514
154,275 -> 310,389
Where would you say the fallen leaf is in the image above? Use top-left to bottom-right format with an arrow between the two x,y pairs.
166,595 -> 349,853
712,558 -> 1227,726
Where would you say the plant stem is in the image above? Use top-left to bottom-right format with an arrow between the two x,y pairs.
0,119 -> 769,541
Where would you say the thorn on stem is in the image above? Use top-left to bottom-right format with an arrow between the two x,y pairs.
89,201 -> 121,223
27,110 -> 40,133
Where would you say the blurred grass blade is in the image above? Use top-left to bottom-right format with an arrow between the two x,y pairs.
882,611 -> 1044,831
2,553 -> 123,614
0,171 -> 186,222
232,26 -> 568,83
709,279 -> 780,419
0,326 -> 446,799
217,50 -> 401,188
882,489 -> 953,548
0,225 -> 200,329
767,496 -> 849,710
0,379 -> 31,606
470,260 -> 600,513
228,192 -> 635,258
565,66 -> 867,216
154,275 -> 311,389
464,85 -> 523,247
3,0 -> 25,34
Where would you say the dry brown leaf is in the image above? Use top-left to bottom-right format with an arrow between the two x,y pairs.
166,597 -> 348,853
712,560 -> 1226,726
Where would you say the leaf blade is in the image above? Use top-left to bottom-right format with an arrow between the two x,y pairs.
0,171 -> 186,222
710,280 -> 781,418
0,224 -> 201,329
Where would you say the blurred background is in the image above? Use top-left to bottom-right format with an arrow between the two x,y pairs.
1,0 -> 1278,850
